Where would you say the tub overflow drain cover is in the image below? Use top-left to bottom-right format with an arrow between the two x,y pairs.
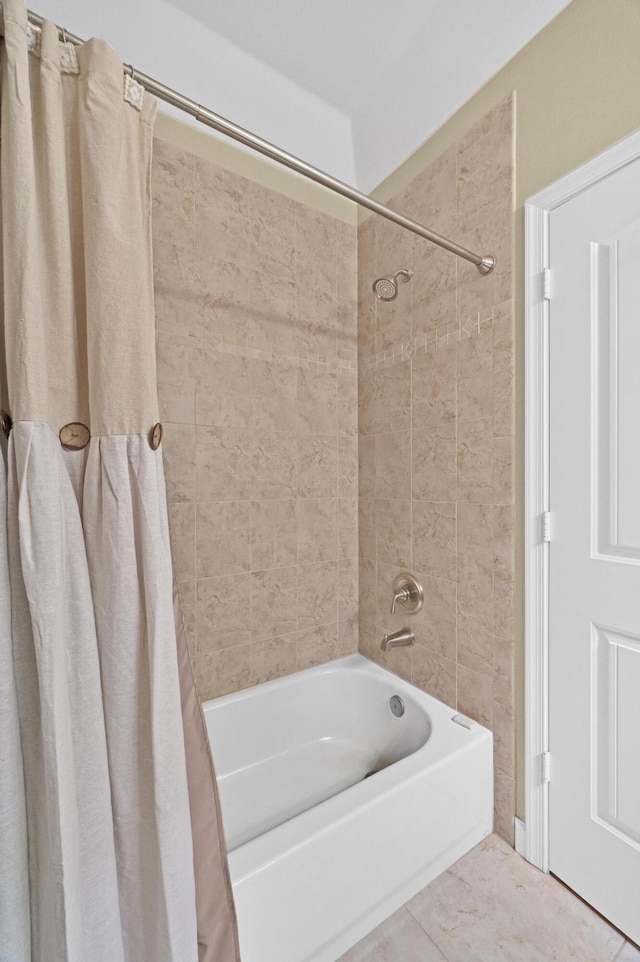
389,695 -> 405,717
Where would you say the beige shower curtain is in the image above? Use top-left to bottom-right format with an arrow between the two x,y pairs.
0,2 -> 239,960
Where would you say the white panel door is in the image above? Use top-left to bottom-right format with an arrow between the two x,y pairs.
549,156 -> 640,943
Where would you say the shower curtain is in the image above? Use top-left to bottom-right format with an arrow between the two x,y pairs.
0,2 -> 240,960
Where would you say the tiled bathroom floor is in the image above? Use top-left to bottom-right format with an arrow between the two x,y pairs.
338,834 -> 640,962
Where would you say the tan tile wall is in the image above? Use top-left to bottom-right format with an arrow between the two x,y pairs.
152,140 -> 359,700
356,96 -> 516,840
153,97 -> 516,840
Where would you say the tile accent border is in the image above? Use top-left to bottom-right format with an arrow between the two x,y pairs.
365,311 -> 495,371
211,339 -> 357,375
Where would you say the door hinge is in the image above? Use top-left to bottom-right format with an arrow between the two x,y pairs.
541,511 -> 551,543
542,267 -> 551,301
540,751 -> 551,785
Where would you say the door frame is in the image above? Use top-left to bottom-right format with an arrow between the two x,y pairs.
522,127 -> 640,872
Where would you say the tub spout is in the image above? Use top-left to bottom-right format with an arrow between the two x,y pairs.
381,628 -> 415,651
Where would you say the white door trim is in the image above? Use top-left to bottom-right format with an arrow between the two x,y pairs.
523,126 -> 640,872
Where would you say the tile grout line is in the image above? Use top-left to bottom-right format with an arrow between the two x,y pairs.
191,152 -> 199,668
409,248 -> 414,687
454,135 -> 459,713
335,256 -> 340,658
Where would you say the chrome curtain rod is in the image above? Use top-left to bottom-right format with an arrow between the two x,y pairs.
20,9 -> 496,274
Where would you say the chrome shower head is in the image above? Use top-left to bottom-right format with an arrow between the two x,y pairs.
372,269 -> 413,301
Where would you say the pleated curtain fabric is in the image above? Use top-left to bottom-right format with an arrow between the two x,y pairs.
0,2 -> 240,960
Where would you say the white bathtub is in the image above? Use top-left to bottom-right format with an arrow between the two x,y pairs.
203,654 -> 493,962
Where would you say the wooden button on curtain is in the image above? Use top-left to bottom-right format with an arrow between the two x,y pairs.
59,422 -> 91,449
0,410 -> 12,438
150,422 -> 163,450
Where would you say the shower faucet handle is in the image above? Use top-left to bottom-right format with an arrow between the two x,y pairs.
389,573 -> 424,615
390,586 -> 411,614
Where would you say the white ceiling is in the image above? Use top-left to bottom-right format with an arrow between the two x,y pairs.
40,0 -> 572,191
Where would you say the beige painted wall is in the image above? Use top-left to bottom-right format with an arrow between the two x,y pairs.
368,0 -> 640,818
